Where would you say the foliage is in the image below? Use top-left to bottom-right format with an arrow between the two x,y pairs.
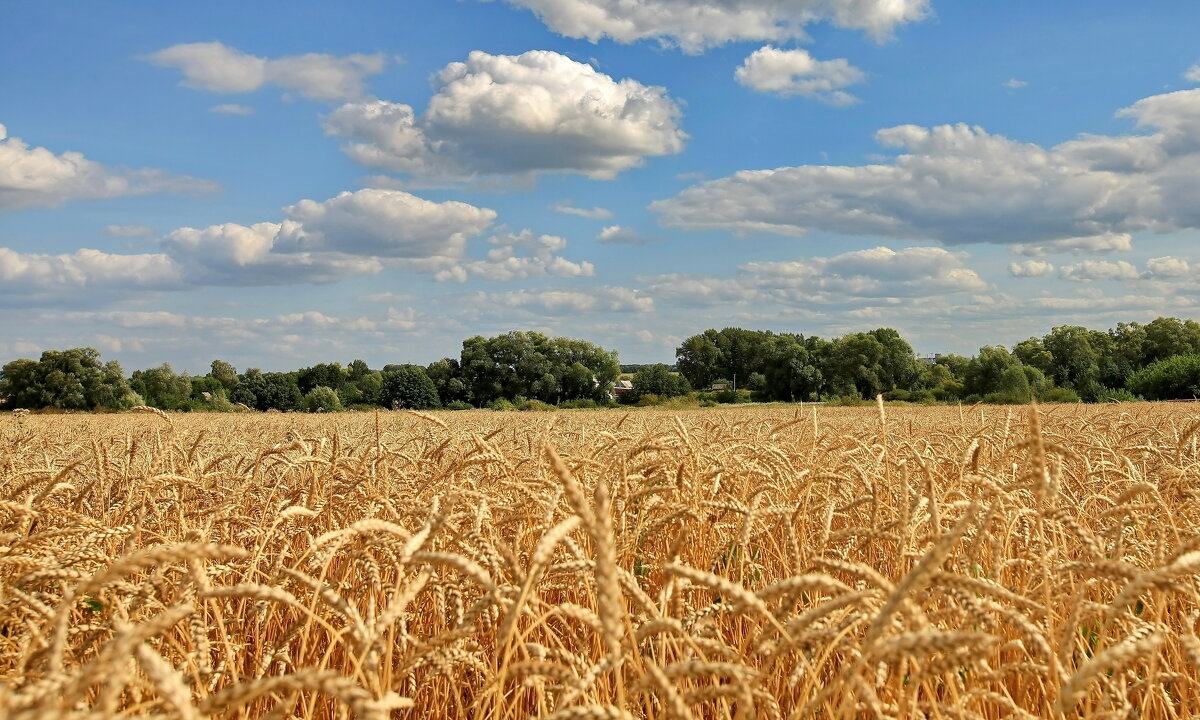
625,364 -> 691,403
237,370 -> 303,412
460,331 -> 619,406
130,364 -> 193,410
381,365 -> 441,410
1127,354 -> 1200,400
303,386 -> 343,412
0,348 -> 137,411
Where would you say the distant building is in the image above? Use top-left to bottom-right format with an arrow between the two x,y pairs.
611,379 -> 634,397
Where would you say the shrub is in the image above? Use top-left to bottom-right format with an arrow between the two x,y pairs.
445,400 -> 474,410
559,398 -> 599,409
1039,387 -> 1081,403
1096,388 -> 1142,403
518,399 -> 556,412
303,386 -> 343,413
1127,354 -> 1200,400
714,389 -> 751,404
635,394 -> 663,407
487,398 -> 517,411
825,395 -> 872,407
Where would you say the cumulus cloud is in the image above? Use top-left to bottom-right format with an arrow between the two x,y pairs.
653,88 -> 1200,251
323,50 -> 686,180
273,189 -> 496,262
1058,260 -> 1141,282
145,42 -> 385,101
743,246 -> 987,298
162,221 -> 384,286
1186,64 -> 1200,83
1,187 -> 500,304
1003,78 -> 1028,89
1008,260 -> 1054,277
0,123 -> 217,210
735,46 -> 864,104
493,0 -> 930,51
553,201 -> 613,219
596,225 -> 651,245
210,103 -> 254,115
478,286 -> 653,313
641,245 -> 985,308
434,229 -> 595,282
0,247 -> 183,305
1146,256 -> 1190,278
162,188 -> 496,284
1011,233 -> 1133,256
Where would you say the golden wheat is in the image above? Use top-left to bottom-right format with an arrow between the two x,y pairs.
2,403 -> 1199,718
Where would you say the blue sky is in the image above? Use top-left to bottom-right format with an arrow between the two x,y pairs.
3,0 -> 1200,372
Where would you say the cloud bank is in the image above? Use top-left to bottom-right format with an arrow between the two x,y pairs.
324,50 -> 686,180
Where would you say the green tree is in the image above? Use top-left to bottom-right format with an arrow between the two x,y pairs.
426,358 -> 468,406
629,364 -> 691,401
130,364 -> 193,410
0,348 -> 136,410
209,360 -> 238,392
963,346 -> 1022,398
824,332 -> 889,398
1012,338 -> 1053,376
1041,326 -> 1114,401
458,332 -> 618,405
297,363 -> 347,395
237,370 -> 302,411
303,386 -> 343,412
761,334 -> 823,401
381,365 -> 441,409
0,358 -> 44,409
347,359 -> 371,381
1127,354 -> 1200,400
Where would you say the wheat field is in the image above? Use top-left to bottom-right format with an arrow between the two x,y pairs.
1,403 -> 1199,719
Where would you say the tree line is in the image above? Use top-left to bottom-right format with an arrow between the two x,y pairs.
4,318 -> 1200,412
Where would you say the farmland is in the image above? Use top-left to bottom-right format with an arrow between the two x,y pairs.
2,404 -> 1199,719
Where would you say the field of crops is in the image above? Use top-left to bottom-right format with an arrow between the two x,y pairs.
2,403 -> 1199,719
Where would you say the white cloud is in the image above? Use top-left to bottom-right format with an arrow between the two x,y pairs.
1186,64 -> 1200,83
163,189 -> 495,284
210,103 -> 254,115
323,50 -> 686,180
641,245 -> 985,308
0,247 -> 183,305
1146,256 -> 1190,278
2,188 -> 501,303
479,285 -> 654,313
596,225 -> 651,245
273,189 -> 496,262
434,229 -> 595,282
1011,233 -> 1132,256
653,89 -> 1200,250
1058,260 -> 1141,282
493,0 -> 930,51
1003,78 -> 1028,89
162,221 -> 383,286
145,42 -> 386,101
1008,260 -> 1054,277
735,46 -> 864,105
0,123 -> 217,210
743,245 -> 987,298
553,201 -> 613,219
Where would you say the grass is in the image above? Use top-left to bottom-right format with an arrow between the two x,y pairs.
2,403 -> 1199,718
